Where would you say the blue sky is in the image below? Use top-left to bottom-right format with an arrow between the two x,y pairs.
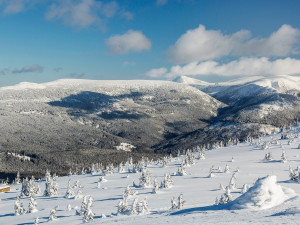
0,0 -> 300,86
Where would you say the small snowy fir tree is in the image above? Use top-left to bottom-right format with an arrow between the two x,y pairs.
264,152 -> 273,161
123,185 -> 136,199
161,173 -> 174,188
199,148 -> 205,160
34,217 -> 39,225
27,197 -> 38,213
224,164 -> 230,173
117,195 -> 130,215
139,169 -> 152,188
14,197 -> 25,215
208,166 -> 215,178
281,151 -> 288,162
139,198 -> 149,215
79,196 -> 88,215
241,184 -> 248,194
15,171 -> 21,184
229,172 -> 237,190
67,204 -> 72,211
152,178 -> 160,194
65,179 -> 75,198
48,206 -> 58,221
214,197 -> 220,205
130,198 -> 139,215
83,196 -> 95,222
176,164 -> 187,176
171,197 -> 177,210
75,185 -> 84,199
218,186 -> 233,204
177,193 -> 185,209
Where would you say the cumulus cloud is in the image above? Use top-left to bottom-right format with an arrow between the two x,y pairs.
167,24 -> 300,63
12,65 -> 44,74
146,67 -> 168,78
146,57 -> 300,78
105,30 -> 152,54
45,0 -> 133,28
45,0 -> 102,28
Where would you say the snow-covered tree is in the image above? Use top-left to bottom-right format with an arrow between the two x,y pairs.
65,179 -> 75,198
139,198 -> 149,214
152,178 -> 159,194
123,185 -> 136,199
281,151 -> 288,162
224,164 -> 230,173
170,197 -> 177,210
130,198 -> 139,215
117,195 -> 130,214
139,169 -> 152,188
208,166 -> 215,178
241,184 -> 248,194
176,165 -> 187,176
177,193 -> 185,209
83,196 -> 95,222
75,185 -> 84,199
27,197 -> 38,213
264,152 -> 273,161
67,204 -> 72,211
48,206 -> 58,221
15,171 -> 21,184
80,196 -> 88,215
34,217 -> 39,225
44,171 -> 59,197
218,186 -> 233,204
161,173 -> 173,188
229,172 -> 237,190
14,197 -> 25,215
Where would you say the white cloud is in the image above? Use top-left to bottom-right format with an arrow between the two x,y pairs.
100,1 -> 118,18
46,0 -> 102,28
0,0 -> 38,14
146,67 -> 168,78
146,57 -> 300,78
45,0 -> 133,28
156,0 -> 168,6
12,64 -> 44,74
167,24 -> 300,63
120,10 -> 134,21
105,30 -> 152,54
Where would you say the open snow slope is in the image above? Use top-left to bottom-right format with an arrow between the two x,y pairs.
1,126 -> 300,224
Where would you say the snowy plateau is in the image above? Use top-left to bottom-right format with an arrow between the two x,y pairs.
1,127 -> 300,224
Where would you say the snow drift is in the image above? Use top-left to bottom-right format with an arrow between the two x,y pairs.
229,175 -> 296,210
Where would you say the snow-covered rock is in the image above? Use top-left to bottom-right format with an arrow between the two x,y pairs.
230,175 -> 296,210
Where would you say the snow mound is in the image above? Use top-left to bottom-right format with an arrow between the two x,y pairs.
230,176 -> 296,210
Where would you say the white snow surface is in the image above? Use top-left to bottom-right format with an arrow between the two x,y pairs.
230,175 -> 296,210
2,127 -> 300,224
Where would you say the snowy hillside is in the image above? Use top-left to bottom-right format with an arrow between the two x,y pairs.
1,126 -> 300,224
0,79 -> 223,176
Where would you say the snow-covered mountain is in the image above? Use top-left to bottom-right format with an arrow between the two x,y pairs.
158,75 -> 300,153
0,79 -> 223,176
1,127 -> 300,225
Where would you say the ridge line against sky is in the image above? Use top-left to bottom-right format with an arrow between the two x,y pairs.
0,0 -> 299,86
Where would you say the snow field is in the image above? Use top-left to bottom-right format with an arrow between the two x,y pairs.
1,127 -> 300,224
